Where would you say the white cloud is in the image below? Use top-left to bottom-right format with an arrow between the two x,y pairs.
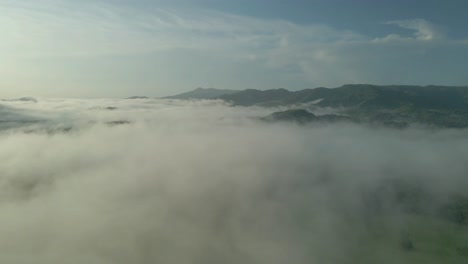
374,19 -> 445,42
0,1 -> 365,58
0,1 -> 467,97
0,99 -> 467,263
387,19 -> 443,40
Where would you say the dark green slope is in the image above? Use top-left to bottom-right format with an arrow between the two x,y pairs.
251,85 -> 468,128
163,84 -> 468,128
262,109 -> 352,124
219,84 -> 468,110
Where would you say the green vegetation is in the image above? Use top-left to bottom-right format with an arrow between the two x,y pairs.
262,109 -> 352,124
349,181 -> 468,263
166,84 -> 468,128
350,214 -> 468,264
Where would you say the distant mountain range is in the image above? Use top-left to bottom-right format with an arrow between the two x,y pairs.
1,97 -> 38,103
162,87 -> 239,100
126,96 -> 149,99
164,84 -> 468,128
165,84 -> 468,109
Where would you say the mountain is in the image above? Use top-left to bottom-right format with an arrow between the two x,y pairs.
216,88 -> 291,106
126,96 -> 149,99
262,109 -> 318,123
163,84 -> 468,128
217,84 -> 468,110
262,109 -> 352,124
2,97 -> 38,103
162,87 -> 239,100
221,84 -> 468,128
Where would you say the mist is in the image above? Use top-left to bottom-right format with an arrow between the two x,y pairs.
0,98 -> 467,263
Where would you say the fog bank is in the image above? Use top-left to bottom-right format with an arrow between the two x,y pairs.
0,99 -> 467,263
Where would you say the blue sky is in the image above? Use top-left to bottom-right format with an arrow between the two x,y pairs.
1,0 -> 467,97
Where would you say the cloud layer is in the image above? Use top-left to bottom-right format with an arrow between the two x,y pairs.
0,99 -> 467,263
384,19 -> 444,41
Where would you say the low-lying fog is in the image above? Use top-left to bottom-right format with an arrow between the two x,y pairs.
0,98 -> 467,263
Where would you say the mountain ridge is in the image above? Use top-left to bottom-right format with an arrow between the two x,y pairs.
163,84 -> 468,128
162,87 -> 239,100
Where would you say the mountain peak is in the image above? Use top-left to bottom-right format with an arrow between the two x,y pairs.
162,88 -> 239,100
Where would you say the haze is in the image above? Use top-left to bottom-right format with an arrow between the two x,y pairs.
1,0 -> 468,97
0,98 -> 467,263
1,1 -> 467,263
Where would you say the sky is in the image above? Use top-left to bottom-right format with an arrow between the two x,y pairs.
1,0 -> 468,98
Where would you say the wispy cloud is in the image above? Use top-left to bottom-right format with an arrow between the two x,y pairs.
380,19 -> 444,41
0,1 -> 365,58
0,1 -> 467,97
